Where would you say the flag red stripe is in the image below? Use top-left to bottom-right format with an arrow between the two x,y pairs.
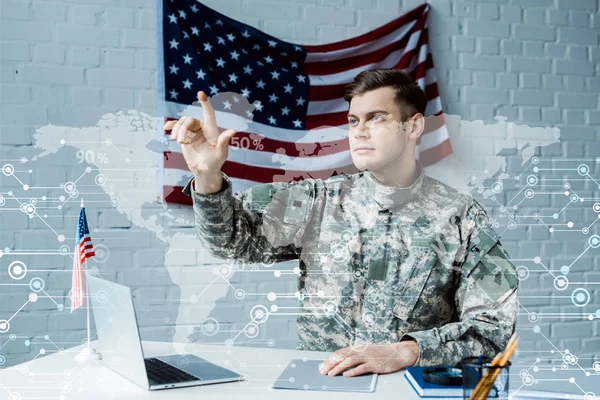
164,186 -> 193,206
303,20 -> 426,76
303,3 -> 428,53
76,241 -> 94,254
424,80 -> 439,100
79,248 -> 95,257
308,53 -> 434,102
418,138 -> 453,167
309,83 -> 348,102
309,73 -> 437,102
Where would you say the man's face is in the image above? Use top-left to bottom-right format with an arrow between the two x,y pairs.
347,86 -> 414,174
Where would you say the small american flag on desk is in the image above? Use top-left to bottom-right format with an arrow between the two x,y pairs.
157,0 -> 451,205
70,202 -> 95,313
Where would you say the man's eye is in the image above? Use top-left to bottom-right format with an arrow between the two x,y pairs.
349,119 -> 357,125
372,115 -> 383,121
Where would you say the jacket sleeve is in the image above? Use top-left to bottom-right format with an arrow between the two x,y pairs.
183,172 -> 323,264
401,200 -> 519,367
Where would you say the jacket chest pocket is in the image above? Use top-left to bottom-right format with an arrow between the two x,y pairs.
355,235 -> 437,319
392,239 -> 438,322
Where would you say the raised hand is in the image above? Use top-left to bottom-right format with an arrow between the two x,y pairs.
163,90 -> 237,176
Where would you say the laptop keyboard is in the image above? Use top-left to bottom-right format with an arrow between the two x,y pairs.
144,357 -> 200,385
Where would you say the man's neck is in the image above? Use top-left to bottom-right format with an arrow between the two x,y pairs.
370,158 -> 419,188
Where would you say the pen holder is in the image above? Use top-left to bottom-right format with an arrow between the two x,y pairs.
460,356 -> 511,399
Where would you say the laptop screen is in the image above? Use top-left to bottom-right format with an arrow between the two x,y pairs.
88,275 -> 150,390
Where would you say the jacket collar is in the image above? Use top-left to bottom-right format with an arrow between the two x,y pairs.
363,160 -> 426,209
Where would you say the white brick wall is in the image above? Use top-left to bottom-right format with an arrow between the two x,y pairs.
1,0 -> 599,370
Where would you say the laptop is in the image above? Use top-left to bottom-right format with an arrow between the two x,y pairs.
88,275 -> 244,390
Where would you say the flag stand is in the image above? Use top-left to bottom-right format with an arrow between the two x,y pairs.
75,198 -> 102,363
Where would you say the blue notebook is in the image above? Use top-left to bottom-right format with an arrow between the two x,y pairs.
405,366 -> 463,398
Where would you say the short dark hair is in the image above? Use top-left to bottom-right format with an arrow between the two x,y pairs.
343,68 -> 428,120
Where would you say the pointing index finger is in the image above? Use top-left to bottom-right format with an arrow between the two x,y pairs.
197,91 -> 217,132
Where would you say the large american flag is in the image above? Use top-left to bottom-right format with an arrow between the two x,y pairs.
157,0 -> 451,205
70,206 -> 95,313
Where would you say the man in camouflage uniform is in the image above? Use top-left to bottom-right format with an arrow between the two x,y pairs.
170,68 -> 519,377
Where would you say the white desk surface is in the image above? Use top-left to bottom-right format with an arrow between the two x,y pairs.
0,340 -> 423,399
2,341 -> 590,399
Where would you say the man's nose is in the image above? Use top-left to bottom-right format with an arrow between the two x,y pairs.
352,122 -> 369,137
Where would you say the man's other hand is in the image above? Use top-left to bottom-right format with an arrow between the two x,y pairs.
318,341 -> 420,377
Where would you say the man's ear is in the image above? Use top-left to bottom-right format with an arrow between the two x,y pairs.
407,113 -> 425,140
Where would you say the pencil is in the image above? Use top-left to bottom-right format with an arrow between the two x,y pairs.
469,334 -> 517,399
471,337 -> 518,400
468,333 -> 518,400
477,339 -> 518,399
469,352 -> 503,399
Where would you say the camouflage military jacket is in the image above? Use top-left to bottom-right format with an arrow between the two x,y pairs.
183,164 -> 519,367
